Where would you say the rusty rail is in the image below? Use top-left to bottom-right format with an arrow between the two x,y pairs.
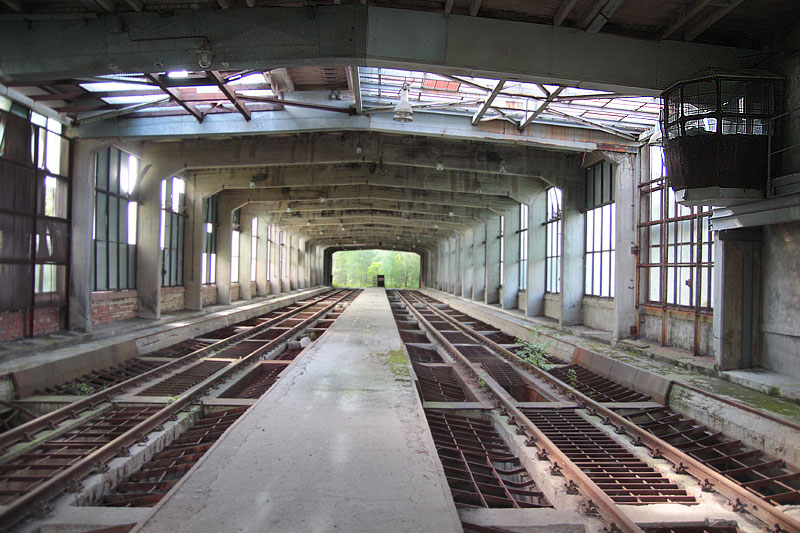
401,290 -> 800,533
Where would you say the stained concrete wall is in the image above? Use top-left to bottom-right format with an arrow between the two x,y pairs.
582,296 -> 614,332
639,310 -> 714,357
760,221 -> 800,378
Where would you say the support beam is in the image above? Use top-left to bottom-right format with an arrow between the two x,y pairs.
1,0 -> 23,12
471,79 -> 504,125
0,6 -> 755,94
144,73 -> 204,123
660,0 -> 712,40
345,66 -> 362,115
519,86 -> 564,131
207,70 -> 251,120
684,0 -> 744,42
124,0 -> 142,10
469,0 -> 481,16
553,0 -> 578,26
584,0 -> 626,34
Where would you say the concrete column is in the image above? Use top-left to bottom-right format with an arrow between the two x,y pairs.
238,221 -> 252,300
502,206 -> 521,310
454,234 -> 462,295
255,216 -> 269,296
560,182 -> 585,327
69,140 -> 103,332
182,178 -> 204,311
461,230 -> 473,298
485,217 -> 501,305
472,224 -> 486,301
714,229 -> 762,370
526,188 -> 547,317
613,153 -> 637,341
289,235 -> 299,290
271,229 -> 282,294
215,200 -> 234,306
135,163 -> 174,319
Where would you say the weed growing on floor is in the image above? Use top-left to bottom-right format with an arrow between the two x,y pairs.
514,340 -> 554,371
566,368 -> 579,389
71,382 -> 95,395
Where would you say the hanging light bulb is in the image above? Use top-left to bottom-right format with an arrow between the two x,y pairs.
393,83 -> 413,123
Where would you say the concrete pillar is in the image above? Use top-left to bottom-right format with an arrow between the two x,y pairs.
613,153 -> 637,341
289,235 -> 299,290
454,234 -> 462,295
182,178 -> 204,310
215,200 -> 234,306
714,229 -> 762,370
281,232 -> 291,292
526,188 -> 547,317
135,163 -> 175,319
560,183 -> 585,327
255,216 -> 269,296
485,217 -> 501,305
502,206 -> 521,310
238,221 -> 252,300
271,229 -> 282,294
461,230 -> 473,298
472,224 -> 486,301
69,140 -> 103,332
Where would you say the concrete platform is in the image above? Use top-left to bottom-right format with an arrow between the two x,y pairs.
135,288 -> 461,533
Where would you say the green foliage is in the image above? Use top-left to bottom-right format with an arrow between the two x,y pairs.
71,382 -> 95,396
566,368 -> 579,389
331,249 -> 420,288
476,376 -> 488,390
515,339 -> 554,370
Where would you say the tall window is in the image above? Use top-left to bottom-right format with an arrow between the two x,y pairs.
519,203 -> 529,290
250,217 -> 258,282
499,215 -> 505,286
0,102 -> 71,320
94,147 -> 138,291
201,195 -> 217,285
545,187 -> 562,293
585,160 -> 615,298
638,146 -> 713,309
231,209 -> 240,284
265,225 -> 272,280
160,177 -> 185,287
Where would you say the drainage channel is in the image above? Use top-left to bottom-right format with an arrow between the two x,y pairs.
393,290 -> 784,533
0,289 -> 361,530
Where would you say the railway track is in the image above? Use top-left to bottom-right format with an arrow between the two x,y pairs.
0,289 -> 360,530
393,289 -> 800,533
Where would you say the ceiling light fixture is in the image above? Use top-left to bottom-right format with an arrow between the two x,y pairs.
393,83 -> 413,123
196,40 -> 214,70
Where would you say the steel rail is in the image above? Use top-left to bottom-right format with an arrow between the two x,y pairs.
395,290 -> 643,533
403,291 -> 800,533
0,289 -> 340,451
0,289 -> 357,530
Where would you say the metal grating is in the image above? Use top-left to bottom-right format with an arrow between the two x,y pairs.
220,364 -> 288,400
38,359 -> 165,395
549,365 -> 651,403
413,364 -> 468,402
620,406 -> 800,506
455,346 -> 528,402
405,344 -> 444,364
100,407 -> 248,507
425,410 -> 550,509
520,408 -> 696,505
136,360 -> 228,397
0,405 -> 162,505
146,339 -> 213,358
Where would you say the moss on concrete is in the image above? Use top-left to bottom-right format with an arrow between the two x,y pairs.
377,349 -> 410,378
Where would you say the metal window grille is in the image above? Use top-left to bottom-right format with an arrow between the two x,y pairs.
160,177 -> 186,287
0,106 -> 71,328
519,203 -> 529,290
637,146 -> 714,311
201,195 -> 217,284
545,187 -> 562,293
585,160 -> 615,298
231,209 -> 240,284
94,147 -> 138,291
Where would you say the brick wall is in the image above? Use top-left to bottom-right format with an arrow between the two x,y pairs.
202,285 -> 217,306
92,291 -> 138,325
160,286 -> 185,313
0,307 -> 63,341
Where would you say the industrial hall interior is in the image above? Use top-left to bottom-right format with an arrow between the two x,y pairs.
1,1 -> 800,532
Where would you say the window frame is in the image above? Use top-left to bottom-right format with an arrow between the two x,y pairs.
584,160 -> 616,298
159,177 -> 186,288
201,195 -> 217,285
519,203 -> 529,290
545,187 -> 562,294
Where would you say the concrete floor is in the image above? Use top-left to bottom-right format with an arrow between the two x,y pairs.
135,288 -> 461,533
